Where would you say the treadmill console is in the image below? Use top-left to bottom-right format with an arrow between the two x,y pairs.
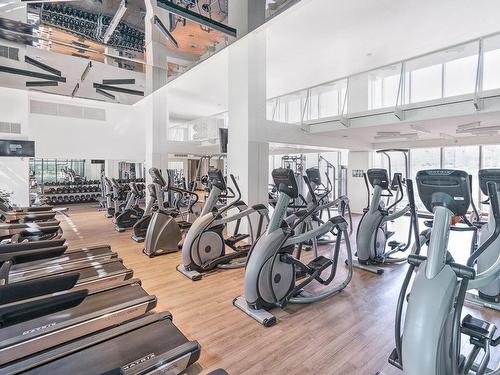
367,169 -> 390,190
208,168 -> 226,191
306,167 -> 322,186
272,168 -> 299,199
416,169 -> 470,216
479,169 -> 500,195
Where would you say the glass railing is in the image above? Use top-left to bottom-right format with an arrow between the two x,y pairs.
268,32 -> 500,124
168,112 -> 228,142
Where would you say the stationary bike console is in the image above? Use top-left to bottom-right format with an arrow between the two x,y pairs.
479,169 -> 500,195
416,169 -> 470,215
305,167 -> 321,186
367,169 -> 390,190
272,168 -> 299,199
208,168 -> 226,191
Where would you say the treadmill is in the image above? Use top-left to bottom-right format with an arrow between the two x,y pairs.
0,222 -> 62,242
1,210 -> 57,224
0,241 -> 133,292
0,197 -> 53,213
1,241 -> 116,271
0,275 -> 157,369
1,312 -> 201,375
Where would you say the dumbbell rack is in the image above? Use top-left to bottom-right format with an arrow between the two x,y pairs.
42,180 -> 102,205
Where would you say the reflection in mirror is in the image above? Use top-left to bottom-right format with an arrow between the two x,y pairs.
0,0 -> 235,103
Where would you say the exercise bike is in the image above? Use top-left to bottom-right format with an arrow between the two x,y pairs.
143,168 -> 199,257
177,168 -> 269,281
382,169 -> 500,375
233,168 -> 353,327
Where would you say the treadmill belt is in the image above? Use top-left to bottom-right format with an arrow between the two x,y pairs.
3,312 -> 201,375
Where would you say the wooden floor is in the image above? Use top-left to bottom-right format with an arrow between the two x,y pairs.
58,204 -> 500,375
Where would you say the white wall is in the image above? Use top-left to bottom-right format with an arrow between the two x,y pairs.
0,87 -> 146,161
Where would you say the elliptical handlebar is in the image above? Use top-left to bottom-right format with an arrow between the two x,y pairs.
229,174 -> 242,203
386,174 -> 404,212
303,176 -> 318,206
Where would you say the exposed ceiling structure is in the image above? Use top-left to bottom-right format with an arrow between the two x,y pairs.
0,43 -> 145,104
0,0 -> 234,102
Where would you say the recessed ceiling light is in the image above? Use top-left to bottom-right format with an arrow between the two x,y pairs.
366,52 -> 372,57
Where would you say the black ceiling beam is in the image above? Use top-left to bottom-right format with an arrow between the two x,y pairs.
24,56 -> 61,76
71,83 -> 80,97
0,65 -> 66,82
26,80 -> 59,87
156,0 -> 237,38
153,15 -> 179,49
95,88 -> 115,100
81,61 -> 92,82
93,83 -> 143,96
102,79 -> 136,85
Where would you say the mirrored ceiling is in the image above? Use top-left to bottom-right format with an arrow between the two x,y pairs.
0,0 -> 237,104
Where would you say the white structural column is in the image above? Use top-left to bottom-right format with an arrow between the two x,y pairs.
144,0 -> 169,182
347,151 -> 373,214
227,2 -> 269,213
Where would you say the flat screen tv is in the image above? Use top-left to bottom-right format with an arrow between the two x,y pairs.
0,140 -> 35,157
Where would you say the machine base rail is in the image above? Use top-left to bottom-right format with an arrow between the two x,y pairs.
350,259 -> 384,275
465,291 -> 500,311
232,296 -> 277,327
176,264 -> 202,281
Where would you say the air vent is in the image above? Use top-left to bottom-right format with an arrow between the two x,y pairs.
0,122 -> 21,134
0,45 -> 19,61
173,154 -> 189,157
30,100 -> 106,121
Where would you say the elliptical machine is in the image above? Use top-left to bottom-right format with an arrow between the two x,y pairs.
103,177 -> 114,218
233,168 -> 353,327
354,149 -> 414,274
177,168 -> 269,281
131,184 -> 157,242
465,168 -> 500,310
301,167 -> 353,252
384,169 -> 500,375
143,168 -> 199,257
114,182 -> 144,232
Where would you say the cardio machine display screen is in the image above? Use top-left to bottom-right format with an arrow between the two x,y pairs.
0,140 -> 35,157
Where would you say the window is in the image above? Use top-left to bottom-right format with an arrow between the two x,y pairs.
287,97 -> 302,123
410,64 -> 443,103
319,89 -> 339,118
483,49 -> 500,91
444,55 -> 477,97
368,68 -> 401,110
410,148 -> 441,211
443,146 -> 480,206
483,34 -> 500,92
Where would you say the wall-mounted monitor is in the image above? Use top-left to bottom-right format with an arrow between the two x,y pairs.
0,140 -> 35,157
